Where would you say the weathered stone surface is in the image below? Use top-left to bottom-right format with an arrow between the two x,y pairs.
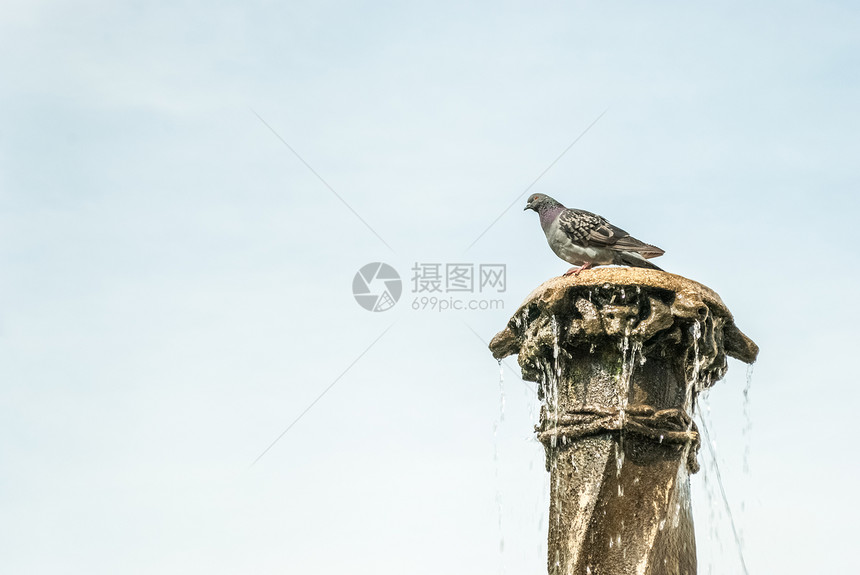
489,268 -> 757,575
490,268 -> 758,367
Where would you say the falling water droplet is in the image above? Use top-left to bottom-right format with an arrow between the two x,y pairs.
615,440 -> 625,474
742,364 -> 754,474
498,360 -> 506,422
492,359 -> 506,571
685,321 -> 703,412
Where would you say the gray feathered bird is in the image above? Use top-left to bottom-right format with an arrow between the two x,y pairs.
524,193 -> 664,275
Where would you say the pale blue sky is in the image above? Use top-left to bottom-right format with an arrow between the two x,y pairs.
1,1 -> 858,573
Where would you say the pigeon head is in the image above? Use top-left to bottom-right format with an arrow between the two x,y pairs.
524,193 -> 564,213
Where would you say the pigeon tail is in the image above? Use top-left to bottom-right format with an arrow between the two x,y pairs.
612,236 -> 665,259
614,251 -> 663,271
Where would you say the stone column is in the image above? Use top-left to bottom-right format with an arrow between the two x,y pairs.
489,269 -> 757,575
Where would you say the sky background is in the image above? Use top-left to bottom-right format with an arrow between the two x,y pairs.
1,1 -> 858,573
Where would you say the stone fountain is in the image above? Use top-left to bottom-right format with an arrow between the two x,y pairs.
489,268 -> 758,575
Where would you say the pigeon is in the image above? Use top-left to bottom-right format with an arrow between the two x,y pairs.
524,193 -> 664,275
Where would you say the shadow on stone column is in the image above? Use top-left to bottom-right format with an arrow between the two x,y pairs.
489,269 -> 758,575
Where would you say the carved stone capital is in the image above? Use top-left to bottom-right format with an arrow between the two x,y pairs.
490,269 -> 757,393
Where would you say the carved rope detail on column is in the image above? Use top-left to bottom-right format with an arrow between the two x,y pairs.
536,404 -> 701,473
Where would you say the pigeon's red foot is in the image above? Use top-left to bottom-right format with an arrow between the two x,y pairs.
563,263 -> 592,276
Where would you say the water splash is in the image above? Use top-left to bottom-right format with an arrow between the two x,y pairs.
498,359 -> 506,422
686,321 -> 702,414
493,418 -> 503,560
685,319 -> 748,573
492,361 -> 506,571
696,391 -> 721,555
742,364 -> 754,474
614,335 -> 641,488
548,315 -> 561,450
548,315 -> 564,539
698,412 -> 750,575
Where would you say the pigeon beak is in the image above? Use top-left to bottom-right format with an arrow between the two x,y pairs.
524,203 -> 532,211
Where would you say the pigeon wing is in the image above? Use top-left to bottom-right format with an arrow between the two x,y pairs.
558,209 -> 624,245
558,209 -> 664,258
